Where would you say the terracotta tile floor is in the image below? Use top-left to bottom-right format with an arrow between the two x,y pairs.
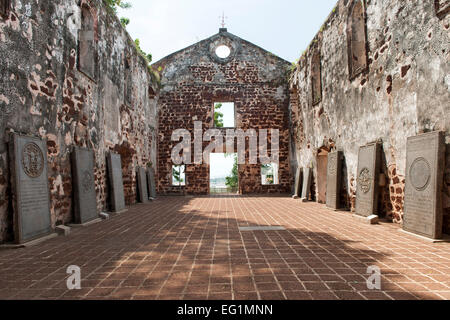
0,196 -> 449,300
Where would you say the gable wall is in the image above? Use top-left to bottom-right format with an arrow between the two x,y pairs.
155,31 -> 292,195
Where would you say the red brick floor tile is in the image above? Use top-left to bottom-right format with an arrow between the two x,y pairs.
0,197 -> 448,301
284,291 -> 313,300
259,291 -> 285,300
303,282 -> 329,291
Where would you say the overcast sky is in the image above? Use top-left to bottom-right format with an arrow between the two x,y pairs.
118,0 -> 338,63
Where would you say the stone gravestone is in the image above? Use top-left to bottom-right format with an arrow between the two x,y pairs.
72,147 -> 98,224
403,131 -> 445,240
326,151 -> 343,210
147,167 -> 157,199
107,152 -> 126,213
9,134 -> 52,244
355,142 -> 382,217
292,167 -> 302,199
136,166 -> 149,203
301,168 -> 312,202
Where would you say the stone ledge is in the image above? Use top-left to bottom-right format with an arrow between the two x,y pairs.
399,229 -> 450,243
0,233 -> 58,250
352,214 -> 379,225
109,209 -> 129,216
56,225 -> 71,236
68,218 -> 103,228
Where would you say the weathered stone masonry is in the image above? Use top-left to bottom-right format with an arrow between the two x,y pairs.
289,0 -> 450,232
154,29 -> 291,195
0,0 -> 158,243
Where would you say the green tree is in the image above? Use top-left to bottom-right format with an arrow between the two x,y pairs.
105,0 -> 132,13
214,103 -> 224,128
134,39 -> 153,64
225,154 -> 238,190
120,17 -> 130,27
172,166 -> 184,185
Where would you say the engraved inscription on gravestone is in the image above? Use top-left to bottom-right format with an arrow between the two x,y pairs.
9,134 -> 52,244
137,167 -> 149,203
72,147 -> 98,224
326,151 -> 343,210
355,142 -> 381,217
403,131 -> 445,240
147,168 -> 157,199
301,168 -> 312,201
107,152 -> 126,213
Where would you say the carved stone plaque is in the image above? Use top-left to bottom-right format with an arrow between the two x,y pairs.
301,168 -> 312,201
72,147 -> 98,224
9,134 -> 52,244
403,131 -> 445,240
147,167 -> 157,199
107,152 -> 126,213
137,167 -> 149,203
326,151 -> 343,210
355,142 -> 381,217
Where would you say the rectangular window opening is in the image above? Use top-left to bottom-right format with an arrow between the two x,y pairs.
172,165 -> 186,187
213,102 -> 235,128
261,163 -> 279,185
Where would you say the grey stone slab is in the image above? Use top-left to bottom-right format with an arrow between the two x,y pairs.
107,152 -> 126,213
137,166 -> 149,203
301,168 -> 312,201
403,131 -> 445,240
355,142 -> 382,217
293,167 -> 302,198
326,151 -> 343,210
147,167 -> 157,199
8,134 -> 52,244
72,147 -> 98,224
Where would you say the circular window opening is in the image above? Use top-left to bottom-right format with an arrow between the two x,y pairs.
215,45 -> 231,59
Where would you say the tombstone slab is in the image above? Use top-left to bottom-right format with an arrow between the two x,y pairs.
301,168 -> 312,202
9,134 -> 52,244
403,131 -> 445,240
326,151 -> 343,210
147,167 -> 157,199
107,152 -> 126,213
72,147 -> 98,224
355,142 -> 382,217
293,167 -> 302,199
137,167 -> 149,203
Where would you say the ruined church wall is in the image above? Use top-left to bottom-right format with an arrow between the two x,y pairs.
0,0 -> 158,243
155,31 -> 292,195
289,0 -> 450,228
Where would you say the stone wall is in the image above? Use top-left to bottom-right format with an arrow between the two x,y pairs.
289,0 -> 450,232
154,29 -> 291,195
0,0 -> 159,243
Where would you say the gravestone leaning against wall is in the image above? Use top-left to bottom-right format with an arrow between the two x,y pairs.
355,142 -> 382,217
107,152 -> 126,213
292,167 -> 302,199
147,167 -> 157,199
72,147 -> 98,224
137,166 -> 149,203
326,151 -> 343,210
9,133 -> 52,244
403,131 -> 445,240
301,167 -> 312,202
